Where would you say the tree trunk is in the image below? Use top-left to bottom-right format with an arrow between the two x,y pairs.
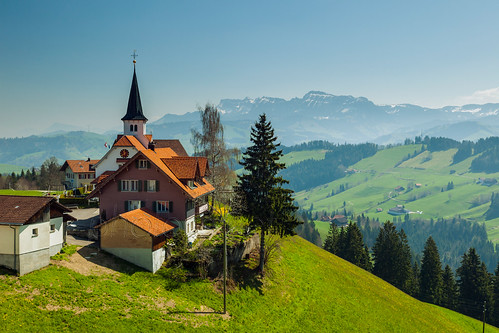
259,230 -> 265,275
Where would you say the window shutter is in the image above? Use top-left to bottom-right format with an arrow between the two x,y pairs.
156,180 -> 160,191
124,200 -> 129,212
147,161 -> 151,169
135,160 -> 139,168
138,180 -> 142,192
169,201 -> 173,213
141,201 -> 145,209
152,201 -> 157,212
118,180 -> 121,192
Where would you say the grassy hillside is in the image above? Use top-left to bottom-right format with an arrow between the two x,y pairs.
0,236 -> 495,332
280,149 -> 327,166
0,163 -> 26,175
293,144 -> 499,243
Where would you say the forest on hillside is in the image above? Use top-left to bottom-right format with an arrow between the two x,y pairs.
280,135 -> 499,192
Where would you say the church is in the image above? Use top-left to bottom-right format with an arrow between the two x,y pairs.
88,59 -> 214,272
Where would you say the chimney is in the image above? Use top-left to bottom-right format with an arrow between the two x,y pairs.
148,141 -> 156,151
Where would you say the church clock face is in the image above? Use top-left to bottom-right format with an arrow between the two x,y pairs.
120,149 -> 129,158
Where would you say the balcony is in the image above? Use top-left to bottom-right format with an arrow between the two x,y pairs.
196,203 -> 209,215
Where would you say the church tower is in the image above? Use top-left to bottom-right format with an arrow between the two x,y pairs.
122,59 -> 149,147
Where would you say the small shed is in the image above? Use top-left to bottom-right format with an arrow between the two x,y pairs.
96,208 -> 176,273
331,214 -> 348,226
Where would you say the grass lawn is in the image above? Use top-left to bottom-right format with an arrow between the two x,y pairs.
0,189 -> 48,196
0,236 -> 495,332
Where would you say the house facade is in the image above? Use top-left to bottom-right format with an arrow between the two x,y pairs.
60,159 -> 98,191
0,195 -> 71,275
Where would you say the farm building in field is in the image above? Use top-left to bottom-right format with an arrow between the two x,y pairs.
0,195 -> 72,275
95,208 -> 176,272
331,214 -> 348,226
388,205 -> 409,216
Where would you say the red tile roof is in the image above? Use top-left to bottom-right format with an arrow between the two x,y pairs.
0,195 -> 71,225
96,208 -> 176,237
60,160 -> 99,173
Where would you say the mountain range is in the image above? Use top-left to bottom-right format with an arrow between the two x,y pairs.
150,91 -> 499,147
4,90 -> 499,168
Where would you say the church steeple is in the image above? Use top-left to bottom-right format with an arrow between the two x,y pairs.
121,66 -> 148,121
122,53 -> 150,148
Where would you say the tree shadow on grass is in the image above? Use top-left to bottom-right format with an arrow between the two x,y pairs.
231,256 -> 263,295
0,266 -> 17,276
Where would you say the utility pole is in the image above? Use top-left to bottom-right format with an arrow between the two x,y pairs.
223,212 -> 227,314
482,300 -> 486,333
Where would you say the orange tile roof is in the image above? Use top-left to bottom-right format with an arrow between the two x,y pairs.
113,135 -> 146,150
89,147 -> 214,199
96,208 -> 176,236
91,170 -> 114,184
61,160 -> 99,173
0,195 -> 71,225
145,134 -> 153,142
155,148 -> 177,158
162,157 -> 199,179
154,140 -> 188,156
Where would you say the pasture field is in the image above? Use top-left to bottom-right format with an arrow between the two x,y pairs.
0,236 -> 494,332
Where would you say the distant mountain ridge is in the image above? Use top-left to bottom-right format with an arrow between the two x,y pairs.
150,91 -> 499,147
4,91 -> 499,169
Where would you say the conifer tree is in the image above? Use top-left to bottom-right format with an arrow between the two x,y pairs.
373,221 -> 412,292
441,265 -> 459,310
343,222 -> 372,271
420,236 -> 443,304
456,248 -> 493,320
236,114 -> 300,274
492,262 -> 499,326
323,223 -> 339,254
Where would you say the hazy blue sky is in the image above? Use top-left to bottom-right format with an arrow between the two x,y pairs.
3,1 -> 499,137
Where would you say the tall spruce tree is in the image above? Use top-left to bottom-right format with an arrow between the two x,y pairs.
420,236 -> 443,304
456,248 -> 493,321
441,265 -> 459,310
493,262 -> 499,326
343,222 -> 372,271
236,114 -> 300,274
373,221 -> 412,293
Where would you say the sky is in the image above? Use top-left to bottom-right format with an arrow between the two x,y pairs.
3,0 -> 499,137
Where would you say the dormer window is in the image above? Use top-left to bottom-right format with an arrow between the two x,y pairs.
138,160 -> 149,169
187,180 -> 196,189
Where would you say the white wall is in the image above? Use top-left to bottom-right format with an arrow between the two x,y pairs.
49,217 -> 64,255
19,221 -> 50,255
103,247 -> 154,272
0,225 -> 17,254
152,247 -> 165,273
95,146 -> 138,177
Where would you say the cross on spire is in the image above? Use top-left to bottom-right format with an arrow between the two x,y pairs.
131,50 -> 138,64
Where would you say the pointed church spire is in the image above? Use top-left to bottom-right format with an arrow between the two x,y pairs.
121,62 -> 148,121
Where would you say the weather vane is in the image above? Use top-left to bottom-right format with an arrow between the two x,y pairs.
131,50 -> 138,64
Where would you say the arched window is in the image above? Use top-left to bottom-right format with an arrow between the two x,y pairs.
129,124 -> 134,132
134,125 -> 138,132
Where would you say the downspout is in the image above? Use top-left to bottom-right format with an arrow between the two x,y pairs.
8,225 -> 16,273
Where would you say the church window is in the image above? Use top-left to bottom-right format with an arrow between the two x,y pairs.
134,125 -> 138,131
130,124 -> 134,132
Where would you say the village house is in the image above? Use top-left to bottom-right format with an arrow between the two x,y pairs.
95,208 -> 176,273
0,195 -> 72,275
89,60 -> 214,252
60,158 -> 98,191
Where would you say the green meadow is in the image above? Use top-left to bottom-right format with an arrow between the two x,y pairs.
292,145 -> 499,243
0,236 -> 494,332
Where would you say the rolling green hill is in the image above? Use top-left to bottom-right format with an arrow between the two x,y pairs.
0,236 -> 494,332
290,145 -> 499,243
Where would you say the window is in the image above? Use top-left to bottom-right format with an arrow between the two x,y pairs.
127,200 -> 142,211
138,160 -> 148,169
130,124 -> 134,132
134,124 -> 138,132
120,180 -> 139,192
156,201 -> 172,213
32,228 -> 38,237
146,180 -> 156,192
50,224 -> 55,233
187,180 -> 196,189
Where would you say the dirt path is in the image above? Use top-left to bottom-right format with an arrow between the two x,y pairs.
52,246 -> 136,276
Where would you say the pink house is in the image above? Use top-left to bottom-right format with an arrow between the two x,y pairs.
89,61 -> 214,243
